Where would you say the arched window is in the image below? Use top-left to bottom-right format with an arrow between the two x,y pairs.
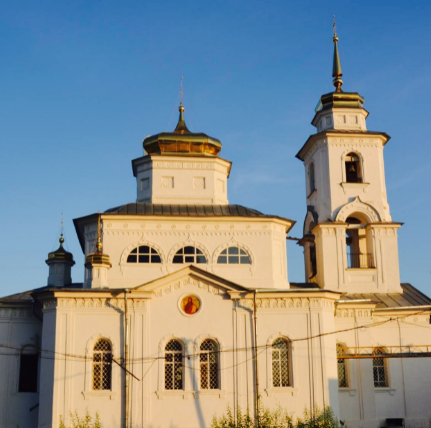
272,338 -> 291,387
217,247 -> 251,264
200,339 -> 219,389
345,153 -> 362,183
165,340 -> 183,390
172,246 -> 207,264
346,216 -> 375,268
19,346 -> 38,393
127,246 -> 161,263
93,339 -> 112,390
337,343 -> 348,387
308,221 -> 317,279
373,348 -> 388,388
309,163 -> 316,193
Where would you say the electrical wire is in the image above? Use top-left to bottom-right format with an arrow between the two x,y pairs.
1,309 -> 425,364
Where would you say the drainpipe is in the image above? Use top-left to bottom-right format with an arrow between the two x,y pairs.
253,291 -> 260,425
124,289 -> 129,428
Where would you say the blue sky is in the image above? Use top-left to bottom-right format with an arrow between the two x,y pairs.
1,1 -> 430,297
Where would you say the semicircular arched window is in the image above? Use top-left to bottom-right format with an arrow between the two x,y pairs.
172,246 -> 207,264
127,246 -> 162,264
217,247 -> 251,264
272,337 -> 291,387
93,339 -> 112,391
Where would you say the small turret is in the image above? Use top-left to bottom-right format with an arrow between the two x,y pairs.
84,215 -> 112,289
45,234 -> 75,287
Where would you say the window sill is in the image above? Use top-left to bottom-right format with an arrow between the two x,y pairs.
264,387 -> 298,397
346,268 -> 377,271
341,182 -> 370,193
339,388 -> 356,396
156,390 -> 194,400
82,390 -> 117,400
374,387 -> 395,395
194,389 -> 226,399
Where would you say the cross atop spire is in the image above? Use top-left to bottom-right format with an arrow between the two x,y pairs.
174,77 -> 190,134
332,16 -> 343,92
95,211 -> 103,252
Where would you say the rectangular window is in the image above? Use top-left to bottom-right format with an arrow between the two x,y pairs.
19,354 -> 38,393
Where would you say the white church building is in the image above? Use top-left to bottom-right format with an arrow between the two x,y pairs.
1,32 -> 431,428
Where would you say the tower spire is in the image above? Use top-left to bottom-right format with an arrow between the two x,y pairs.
174,77 -> 190,134
95,211 -> 103,252
332,16 -> 343,92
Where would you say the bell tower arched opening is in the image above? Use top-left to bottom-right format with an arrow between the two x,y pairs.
345,153 -> 362,183
345,215 -> 374,268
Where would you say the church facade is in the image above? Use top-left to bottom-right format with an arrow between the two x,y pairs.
1,33 -> 431,428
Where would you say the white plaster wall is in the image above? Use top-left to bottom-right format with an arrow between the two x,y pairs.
0,308 -> 42,428
134,155 -> 230,205
33,283 -> 340,428
313,108 -> 368,133
84,217 -> 291,289
335,309 -> 431,428
303,135 -> 391,224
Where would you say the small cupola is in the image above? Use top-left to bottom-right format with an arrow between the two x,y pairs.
45,234 -> 75,287
312,24 -> 369,133
142,102 -> 222,157
84,215 -> 112,289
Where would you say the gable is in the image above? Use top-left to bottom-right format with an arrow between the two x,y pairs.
131,265 -> 249,298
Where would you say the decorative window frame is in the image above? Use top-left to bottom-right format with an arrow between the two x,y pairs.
119,234 -> 166,275
307,161 -> 316,197
372,346 -> 391,390
264,333 -> 298,397
341,149 -> 366,184
83,334 -> 117,400
212,238 -> 255,275
193,334 -> 226,398
15,344 -> 39,395
336,343 -> 350,389
156,335 -> 193,399
335,196 -> 381,223
167,237 -> 210,268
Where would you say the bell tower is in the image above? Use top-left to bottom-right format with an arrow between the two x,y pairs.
297,29 -> 402,293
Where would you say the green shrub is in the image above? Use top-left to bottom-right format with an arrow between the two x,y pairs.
59,410 -> 101,428
212,402 -> 341,428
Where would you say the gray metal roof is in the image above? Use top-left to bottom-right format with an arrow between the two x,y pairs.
1,283 -> 429,310
342,283 -> 431,308
104,203 -> 288,219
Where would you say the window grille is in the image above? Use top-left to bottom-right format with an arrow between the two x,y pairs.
165,340 -> 183,390
127,246 -> 161,263
337,344 -> 348,388
172,246 -> 207,264
217,247 -> 251,264
93,339 -> 112,390
19,349 -> 38,393
373,348 -> 388,388
272,338 -> 290,387
200,339 -> 219,389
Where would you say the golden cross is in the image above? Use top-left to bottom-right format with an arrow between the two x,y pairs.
333,15 -> 337,36
180,76 -> 183,104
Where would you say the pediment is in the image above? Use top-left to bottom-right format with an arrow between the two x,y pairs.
335,196 -> 382,223
131,265 -> 249,298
